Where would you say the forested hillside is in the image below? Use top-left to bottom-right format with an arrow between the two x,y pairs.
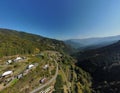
75,41 -> 120,93
0,28 -> 73,57
0,28 -> 92,93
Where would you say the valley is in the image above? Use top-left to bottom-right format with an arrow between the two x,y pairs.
0,29 -> 120,93
0,0 -> 120,93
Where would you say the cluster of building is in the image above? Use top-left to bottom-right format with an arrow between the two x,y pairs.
1,55 -> 50,88
1,63 -> 35,77
39,64 -> 49,84
16,64 -> 35,79
6,56 -> 26,65
1,63 -> 49,80
0,63 -> 36,87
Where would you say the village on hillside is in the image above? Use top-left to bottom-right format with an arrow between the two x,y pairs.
0,51 -> 60,93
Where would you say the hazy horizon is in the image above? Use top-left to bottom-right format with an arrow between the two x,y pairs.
1,27 -> 120,41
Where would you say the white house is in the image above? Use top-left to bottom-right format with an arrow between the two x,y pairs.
14,57 -> 22,62
16,57 -> 22,60
2,71 -> 13,77
6,60 -> 12,64
27,64 -> 34,69
43,64 -> 49,69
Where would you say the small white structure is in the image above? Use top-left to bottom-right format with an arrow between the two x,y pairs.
6,60 -> 12,64
27,64 -> 34,69
14,57 -> 23,62
43,64 -> 49,69
2,71 -> 13,77
17,74 -> 23,79
16,57 -> 22,60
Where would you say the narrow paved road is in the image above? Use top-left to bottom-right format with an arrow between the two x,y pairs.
30,60 -> 58,93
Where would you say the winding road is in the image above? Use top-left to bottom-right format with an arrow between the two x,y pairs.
30,60 -> 58,93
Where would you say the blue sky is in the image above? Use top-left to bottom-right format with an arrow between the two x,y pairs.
0,0 -> 120,40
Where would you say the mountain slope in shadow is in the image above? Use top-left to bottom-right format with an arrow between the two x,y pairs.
75,41 -> 120,93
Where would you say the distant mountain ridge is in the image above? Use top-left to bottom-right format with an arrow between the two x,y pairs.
65,35 -> 120,50
0,28 -> 73,57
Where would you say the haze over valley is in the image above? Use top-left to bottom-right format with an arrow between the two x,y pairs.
65,35 -> 120,50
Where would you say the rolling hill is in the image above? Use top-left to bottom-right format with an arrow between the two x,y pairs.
0,28 -> 73,57
0,28 -> 93,93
